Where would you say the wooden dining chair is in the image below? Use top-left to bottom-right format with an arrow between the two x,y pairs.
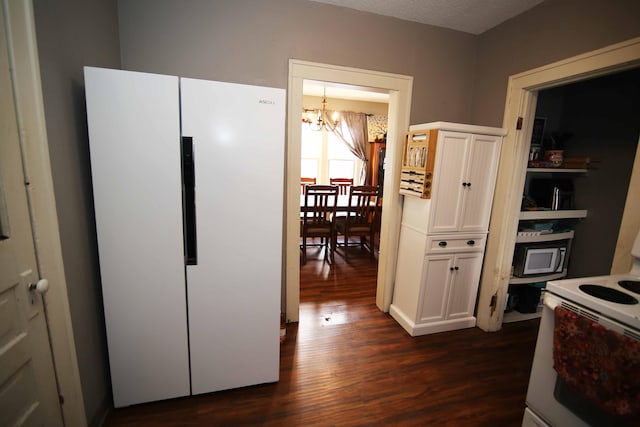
329,177 -> 353,195
333,185 -> 380,260
300,185 -> 338,264
300,177 -> 316,194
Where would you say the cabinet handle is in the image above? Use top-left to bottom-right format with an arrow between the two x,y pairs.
467,182 -> 472,188
454,266 -> 459,271
450,267 -> 455,271
467,240 -> 475,245
438,241 -> 447,247
462,182 -> 468,187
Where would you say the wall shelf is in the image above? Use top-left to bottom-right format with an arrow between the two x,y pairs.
515,230 -> 574,243
509,270 -> 567,285
519,210 -> 587,220
503,307 -> 543,323
526,168 -> 588,173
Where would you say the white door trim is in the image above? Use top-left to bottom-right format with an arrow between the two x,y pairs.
477,36 -> 640,331
286,60 -> 413,321
4,0 -> 86,423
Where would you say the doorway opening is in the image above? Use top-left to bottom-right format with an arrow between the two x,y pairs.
285,60 -> 413,323
300,79 -> 389,258
476,37 -> 640,332
298,81 -> 389,331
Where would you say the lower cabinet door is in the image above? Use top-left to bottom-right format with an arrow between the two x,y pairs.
418,252 -> 483,324
446,252 -> 483,320
418,254 -> 454,323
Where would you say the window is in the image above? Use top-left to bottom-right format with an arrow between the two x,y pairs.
301,124 -> 361,184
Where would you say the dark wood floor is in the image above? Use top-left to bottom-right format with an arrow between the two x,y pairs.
103,247 -> 540,426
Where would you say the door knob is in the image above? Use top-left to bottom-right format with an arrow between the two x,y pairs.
29,279 -> 49,294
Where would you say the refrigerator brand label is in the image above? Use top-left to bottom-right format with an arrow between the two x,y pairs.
259,99 -> 276,105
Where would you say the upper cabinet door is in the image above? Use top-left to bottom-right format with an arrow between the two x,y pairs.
459,134 -> 501,233
428,131 -> 501,234
428,131 -> 470,234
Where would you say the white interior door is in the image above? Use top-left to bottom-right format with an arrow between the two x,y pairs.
181,78 -> 284,395
0,12 -> 62,424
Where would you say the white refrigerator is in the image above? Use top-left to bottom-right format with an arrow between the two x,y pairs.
84,67 -> 285,407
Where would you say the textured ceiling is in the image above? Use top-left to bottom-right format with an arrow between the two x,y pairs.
309,0 -> 544,35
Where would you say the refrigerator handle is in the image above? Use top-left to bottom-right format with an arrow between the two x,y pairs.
181,136 -> 197,265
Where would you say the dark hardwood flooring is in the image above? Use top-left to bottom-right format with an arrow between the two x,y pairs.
103,246 -> 540,426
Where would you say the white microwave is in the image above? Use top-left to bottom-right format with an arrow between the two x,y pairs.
513,240 -> 568,277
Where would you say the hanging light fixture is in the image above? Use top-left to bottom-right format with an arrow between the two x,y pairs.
304,87 -> 339,131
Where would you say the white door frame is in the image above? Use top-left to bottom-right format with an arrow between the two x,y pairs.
5,0 -> 86,423
476,37 -> 640,332
286,60 -> 413,322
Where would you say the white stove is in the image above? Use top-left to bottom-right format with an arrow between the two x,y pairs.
523,230 -> 640,427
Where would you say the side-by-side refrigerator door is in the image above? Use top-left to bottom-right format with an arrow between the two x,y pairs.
84,67 -> 190,407
180,78 -> 285,395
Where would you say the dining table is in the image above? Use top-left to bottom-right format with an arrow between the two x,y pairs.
299,194 -> 379,212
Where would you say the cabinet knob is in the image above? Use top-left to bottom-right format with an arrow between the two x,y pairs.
467,240 -> 475,245
454,266 -> 459,271
450,267 -> 455,271
438,241 -> 447,247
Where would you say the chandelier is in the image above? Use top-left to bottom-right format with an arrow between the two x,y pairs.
303,88 -> 339,131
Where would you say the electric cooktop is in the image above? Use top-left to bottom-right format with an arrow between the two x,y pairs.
546,274 -> 640,330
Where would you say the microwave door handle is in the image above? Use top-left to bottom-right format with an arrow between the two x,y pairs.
554,249 -> 563,272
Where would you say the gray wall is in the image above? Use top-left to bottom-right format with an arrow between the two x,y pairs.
472,0 -> 640,127
32,1 -> 120,425
539,69 -> 640,277
117,0 -> 479,125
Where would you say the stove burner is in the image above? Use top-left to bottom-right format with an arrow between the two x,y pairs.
619,280 -> 640,295
578,284 -> 638,305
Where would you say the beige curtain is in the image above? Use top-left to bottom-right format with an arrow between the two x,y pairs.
325,110 -> 370,184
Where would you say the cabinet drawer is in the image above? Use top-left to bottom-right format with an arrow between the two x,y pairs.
426,234 -> 486,254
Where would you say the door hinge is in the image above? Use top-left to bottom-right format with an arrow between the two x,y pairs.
59,394 -> 64,404
489,292 -> 498,315
516,117 -> 523,130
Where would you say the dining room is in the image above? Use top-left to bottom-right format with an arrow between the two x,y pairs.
299,81 -> 389,268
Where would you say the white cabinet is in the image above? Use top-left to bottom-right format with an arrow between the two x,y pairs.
391,231 -> 487,336
429,131 -> 502,234
418,252 -> 483,327
390,122 -> 505,336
